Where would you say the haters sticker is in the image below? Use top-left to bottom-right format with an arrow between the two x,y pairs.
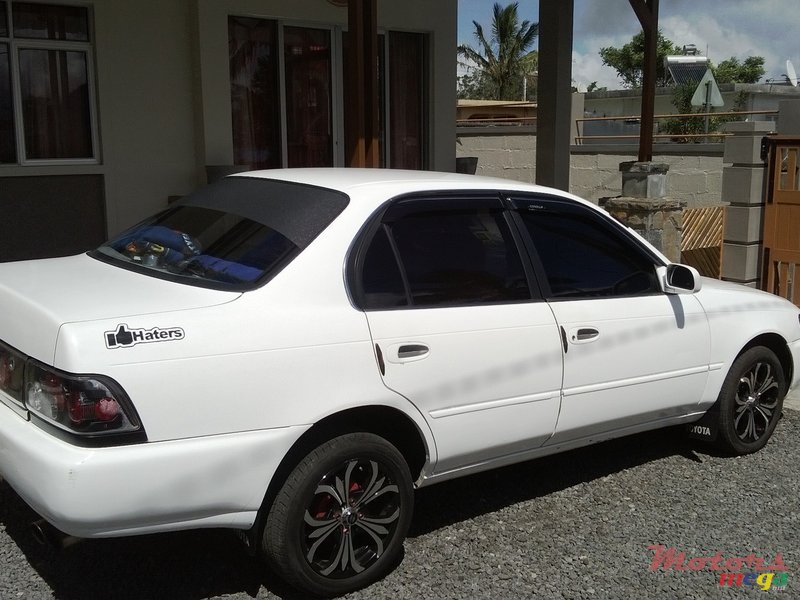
105,324 -> 185,349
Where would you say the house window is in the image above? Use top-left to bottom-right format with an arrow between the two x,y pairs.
0,1 -> 97,164
228,16 -> 281,169
283,26 -> 333,167
388,31 -> 427,169
228,15 -> 428,169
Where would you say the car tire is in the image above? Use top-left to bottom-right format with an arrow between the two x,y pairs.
261,432 -> 414,597
716,346 -> 786,455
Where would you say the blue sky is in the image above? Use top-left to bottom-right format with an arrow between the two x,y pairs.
458,0 -> 800,90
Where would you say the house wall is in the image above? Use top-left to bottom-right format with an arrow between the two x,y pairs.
94,0 -> 202,234
1,0 -> 201,247
0,0 -> 457,261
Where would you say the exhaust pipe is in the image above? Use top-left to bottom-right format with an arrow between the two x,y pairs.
30,519 -> 82,549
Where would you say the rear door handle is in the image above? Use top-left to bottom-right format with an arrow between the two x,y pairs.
386,342 -> 430,363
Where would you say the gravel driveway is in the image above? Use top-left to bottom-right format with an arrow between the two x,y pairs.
1,407 -> 797,599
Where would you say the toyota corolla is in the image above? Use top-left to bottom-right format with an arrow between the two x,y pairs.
0,169 -> 798,596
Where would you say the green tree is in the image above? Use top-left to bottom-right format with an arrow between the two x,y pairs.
660,84 -> 748,143
712,56 -> 765,84
457,70 -> 493,100
586,81 -> 607,93
599,30 -> 682,88
457,2 -> 539,100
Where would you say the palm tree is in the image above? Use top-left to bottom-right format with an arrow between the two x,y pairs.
458,2 -> 539,100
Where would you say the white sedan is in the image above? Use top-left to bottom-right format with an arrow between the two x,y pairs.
0,169 -> 798,596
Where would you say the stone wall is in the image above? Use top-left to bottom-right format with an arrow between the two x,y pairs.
456,129 -> 725,209
601,197 -> 685,263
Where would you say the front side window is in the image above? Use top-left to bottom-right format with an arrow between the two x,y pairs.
0,2 -> 96,163
93,177 -> 349,290
359,202 -> 530,309
518,200 -> 660,299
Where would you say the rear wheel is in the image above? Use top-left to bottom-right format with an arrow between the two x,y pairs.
262,433 -> 413,597
717,346 -> 786,454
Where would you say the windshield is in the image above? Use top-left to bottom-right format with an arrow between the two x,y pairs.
93,177 -> 349,290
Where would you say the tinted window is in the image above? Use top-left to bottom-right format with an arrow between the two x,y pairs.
376,208 -> 529,307
520,203 -> 658,299
361,226 -> 408,309
94,177 -> 349,290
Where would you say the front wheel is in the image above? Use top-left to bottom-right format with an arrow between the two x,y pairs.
716,346 -> 786,455
262,433 -> 413,597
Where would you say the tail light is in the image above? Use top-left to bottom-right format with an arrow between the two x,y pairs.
25,362 -> 142,440
0,342 -> 25,405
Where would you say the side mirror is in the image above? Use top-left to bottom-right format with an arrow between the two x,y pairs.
657,264 -> 702,294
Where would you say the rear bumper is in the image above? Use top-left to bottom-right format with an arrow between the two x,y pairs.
0,397 -> 307,538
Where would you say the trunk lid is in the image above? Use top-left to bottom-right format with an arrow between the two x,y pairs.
0,254 -> 239,363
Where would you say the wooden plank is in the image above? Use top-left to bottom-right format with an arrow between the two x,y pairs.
681,206 -> 724,278
682,206 -> 723,251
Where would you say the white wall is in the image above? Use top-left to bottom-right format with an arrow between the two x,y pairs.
94,0 -> 201,234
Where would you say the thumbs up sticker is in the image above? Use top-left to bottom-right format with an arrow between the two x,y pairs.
104,324 -> 185,349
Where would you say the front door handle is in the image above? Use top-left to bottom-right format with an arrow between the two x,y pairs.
397,344 -> 429,359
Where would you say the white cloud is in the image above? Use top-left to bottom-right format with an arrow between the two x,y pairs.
568,0 -> 800,89
572,35 -> 626,91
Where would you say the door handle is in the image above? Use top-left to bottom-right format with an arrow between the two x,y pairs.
569,327 -> 600,344
397,344 -> 429,359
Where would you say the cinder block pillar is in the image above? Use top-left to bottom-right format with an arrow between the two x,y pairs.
721,122 -> 774,287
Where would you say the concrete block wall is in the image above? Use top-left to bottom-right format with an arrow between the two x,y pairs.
571,152 -> 723,207
456,129 -> 723,208
456,129 -> 537,183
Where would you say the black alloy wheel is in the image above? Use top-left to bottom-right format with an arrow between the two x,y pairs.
717,346 -> 786,454
262,433 -> 413,597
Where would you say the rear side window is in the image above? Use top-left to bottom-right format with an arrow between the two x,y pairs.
518,202 -> 659,299
93,177 -> 349,290
359,204 -> 531,309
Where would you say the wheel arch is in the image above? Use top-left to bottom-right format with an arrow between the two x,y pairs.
738,333 -> 793,388
248,405 -> 430,551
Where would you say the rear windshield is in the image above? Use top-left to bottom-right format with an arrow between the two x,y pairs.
92,177 -> 349,290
